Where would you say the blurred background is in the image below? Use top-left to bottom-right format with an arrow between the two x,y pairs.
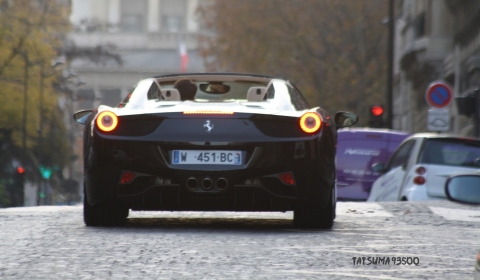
0,0 -> 479,207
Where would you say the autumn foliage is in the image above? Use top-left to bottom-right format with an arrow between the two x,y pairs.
198,0 -> 388,124
0,0 -> 71,205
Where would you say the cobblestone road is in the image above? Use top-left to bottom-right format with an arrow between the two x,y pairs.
1,201 -> 479,279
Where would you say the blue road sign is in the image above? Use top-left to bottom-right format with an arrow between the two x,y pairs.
425,82 -> 452,108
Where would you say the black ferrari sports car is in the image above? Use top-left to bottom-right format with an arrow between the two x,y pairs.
73,73 -> 358,228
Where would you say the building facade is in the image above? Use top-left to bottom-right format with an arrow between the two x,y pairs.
393,0 -> 480,137
68,0 -> 208,109
66,0 -> 209,200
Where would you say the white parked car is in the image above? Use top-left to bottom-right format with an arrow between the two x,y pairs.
367,133 -> 480,202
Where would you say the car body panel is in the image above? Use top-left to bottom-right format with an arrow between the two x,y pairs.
423,165 -> 479,198
368,166 -> 407,201
336,128 -> 410,201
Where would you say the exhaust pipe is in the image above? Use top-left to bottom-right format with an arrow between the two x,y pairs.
186,177 -> 198,190
216,178 -> 228,191
201,177 -> 213,190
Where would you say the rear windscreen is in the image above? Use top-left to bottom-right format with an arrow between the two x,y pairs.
160,81 -> 268,101
419,139 -> 480,167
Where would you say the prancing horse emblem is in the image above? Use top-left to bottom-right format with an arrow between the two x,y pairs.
203,120 -> 214,133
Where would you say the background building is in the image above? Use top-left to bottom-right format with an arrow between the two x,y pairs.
393,0 -> 480,137
66,0 -> 208,201
69,0 -> 207,109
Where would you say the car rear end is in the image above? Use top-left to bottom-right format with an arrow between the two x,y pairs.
401,137 -> 480,201
85,104 -> 335,212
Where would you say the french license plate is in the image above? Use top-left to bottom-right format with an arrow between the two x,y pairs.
172,150 -> 242,165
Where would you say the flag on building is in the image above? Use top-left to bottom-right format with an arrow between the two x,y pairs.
179,42 -> 189,73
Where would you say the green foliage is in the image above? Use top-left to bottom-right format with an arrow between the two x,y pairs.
0,0 -> 71,180
198,0 -> 388,125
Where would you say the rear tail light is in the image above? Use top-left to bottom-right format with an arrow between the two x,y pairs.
415,166 -> 426,175
120,171 -> 136,184
299,112 -> 322,133
96,111 -> 118,132
279,173 -> 295,185
413,176 -> 425,185
413,166 -> 426,185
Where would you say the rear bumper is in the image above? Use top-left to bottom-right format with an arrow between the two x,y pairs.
85,162 -> 332,211
402,185 -> 447,201
119,185 -> 298,212
84,131 -> 336,210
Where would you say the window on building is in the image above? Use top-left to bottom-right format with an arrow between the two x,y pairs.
76,89 -> 95,110
101,89 -> 122,107
161,0 -> 186,32
121,0 -> 147,32
413,12 -> 426,38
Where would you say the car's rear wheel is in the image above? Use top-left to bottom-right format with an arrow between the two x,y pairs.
83,192 -> 129,227
293,188 -> 335,229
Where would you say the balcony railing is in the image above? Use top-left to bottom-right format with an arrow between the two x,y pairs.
69,32 -> 200,50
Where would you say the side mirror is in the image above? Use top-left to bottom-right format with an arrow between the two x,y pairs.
73,110 -> 93,125
445,174 -> 480,205
335,112 -> 358,129
371,163 -> 387,173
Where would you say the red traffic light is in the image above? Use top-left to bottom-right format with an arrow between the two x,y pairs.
370,106 -> 384,117
17,166 -> 25,174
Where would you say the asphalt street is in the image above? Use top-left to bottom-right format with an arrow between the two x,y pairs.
0,201 -> 479,279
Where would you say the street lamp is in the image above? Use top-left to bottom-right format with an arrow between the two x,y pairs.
386,0 -> 394,129
59,70 -> 86,204
20,52 -> 31,206
37,59 -> 64,205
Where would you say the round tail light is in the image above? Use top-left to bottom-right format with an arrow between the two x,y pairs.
413,176 -> 426,185
415,166 -> 426,175
96,111 -> 118,132
299,112 -> 322,133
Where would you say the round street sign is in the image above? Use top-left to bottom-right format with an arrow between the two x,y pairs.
425,81 -> 453,109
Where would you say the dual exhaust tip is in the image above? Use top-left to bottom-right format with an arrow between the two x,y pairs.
186,177 -> 228,191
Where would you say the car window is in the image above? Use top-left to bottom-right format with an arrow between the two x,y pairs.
287,84 -> 310,110
266,83 -> 275,99
386,140 -> 415,170
419,139 -> 480,167
160,81 -> 268,101
147,83 -> 160,100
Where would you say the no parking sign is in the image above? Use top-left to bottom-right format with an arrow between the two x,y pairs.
425,81 -> 452,131
425,81 -> 452,108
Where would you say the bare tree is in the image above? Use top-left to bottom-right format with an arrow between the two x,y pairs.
198,0 -> 388,125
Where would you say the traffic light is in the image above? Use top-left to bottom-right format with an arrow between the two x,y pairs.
39,165 -> 52,179
368,105 -> 385,128
17,166 -> 25,174
13,165 -> 25,195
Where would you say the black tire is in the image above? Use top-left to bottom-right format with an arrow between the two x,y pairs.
293,189 -> 335,229
83,193 -> 129,227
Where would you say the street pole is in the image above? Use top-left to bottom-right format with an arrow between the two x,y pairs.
475,89 -> 480,137
21,53 -> 29,207
386,0 -> 395,129
38,64 -> 45,206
